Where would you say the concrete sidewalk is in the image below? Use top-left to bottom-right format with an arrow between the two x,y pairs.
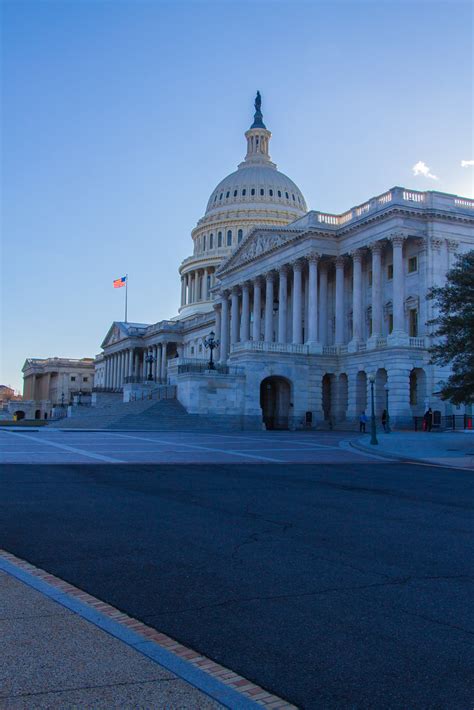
0,570 -> 223,709
352,430 -> 474,469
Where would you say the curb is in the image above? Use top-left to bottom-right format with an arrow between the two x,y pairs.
349,439 -> 406,461
0,550 -> 296,710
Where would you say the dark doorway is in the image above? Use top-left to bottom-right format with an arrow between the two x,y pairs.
260,376 -> 291,430
14,410 -> 25,421
35,409 -> 41,419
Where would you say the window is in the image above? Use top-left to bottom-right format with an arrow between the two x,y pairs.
368,318 -> 373,337
227,230 -> 232,246
209,233 -> 213,249
297,196 -> 301,203
238,229 -> 243,243
408,256 -> 418,274
214,194 -> 217,202
387,264 -> 393,280
251,188 -> 255,196
190,346 -> 194,355
83,377 -> 88,382
233,189 -> 238,197
218,231 -> 222,247
260,188 -> 264,196
242,188 -> 246,196
71,376 -> 76,382
269,189 -> 273,196
226,191 -> 230,198
388,313 -> 394,333
203,234 -> 206,250
292,194 -> 295,200
278,190 -> 282,197
219,193 -> 223,200
368,270 -> 372,286
199,344 -> 203,353
409,309 -> 418,337
285,191 -> 289,199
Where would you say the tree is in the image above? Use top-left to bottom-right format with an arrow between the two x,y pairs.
427,250 -> 474,404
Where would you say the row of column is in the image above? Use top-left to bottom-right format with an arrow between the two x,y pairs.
103,344 -> 168,389
215,236 -> 407,361
181,268 -> 215,307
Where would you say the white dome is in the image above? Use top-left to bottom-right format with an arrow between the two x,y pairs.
205,164 -> 307,217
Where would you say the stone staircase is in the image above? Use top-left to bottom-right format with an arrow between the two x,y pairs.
48,394 -> 243,431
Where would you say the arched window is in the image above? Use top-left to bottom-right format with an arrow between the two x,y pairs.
227,230 -> 232,246
233,189 -> 238,197
218,231 -> 222,247
238,229 -> 243,243
226,191 -> 230,198
209,233 -> 213,249
278,190 -> 282,198
285,191 -> 289,199
219,193 -> 223,200
203,234 -> 206,250
260,188 -> 264,196
292,194 -> 295,200
242,188 -> 246,196
269,189 -> 273,196
251,188 -> 255,196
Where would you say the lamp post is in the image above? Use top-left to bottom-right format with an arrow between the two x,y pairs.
61,392 -> 65,408
384,382 -> 391,433
145,350 -> 155,381
369,373 -> 378,445
78,390 -> 82,406
204,331 -> 219,370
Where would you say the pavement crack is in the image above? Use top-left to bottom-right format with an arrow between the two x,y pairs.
3,677 -> 177,700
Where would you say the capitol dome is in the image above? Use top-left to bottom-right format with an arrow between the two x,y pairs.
177,93 -> 308,318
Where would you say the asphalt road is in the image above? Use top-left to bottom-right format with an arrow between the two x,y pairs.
1,461 -> 473,709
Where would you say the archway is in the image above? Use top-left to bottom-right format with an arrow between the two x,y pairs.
260,376 -> 291,430
356,371 -> 367,416
322,374 -> 333,421
410,368 -> 427,415
14,410 -> 25,421
336,373 -> 349,421
375,368 -> 388,416
35,409 -> 41,419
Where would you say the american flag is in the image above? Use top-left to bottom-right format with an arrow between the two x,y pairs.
113,276 -> 127,288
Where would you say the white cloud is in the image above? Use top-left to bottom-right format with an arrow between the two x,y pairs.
412,160 -> 439,180
461,159 -> 474,167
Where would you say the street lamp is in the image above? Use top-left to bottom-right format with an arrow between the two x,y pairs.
369,373 -> 378,445
204,331 -> 219,370
384,382 -> 391,433
145,350 -> 155,381
61,392 -> 65,408
78,390 -> 82,406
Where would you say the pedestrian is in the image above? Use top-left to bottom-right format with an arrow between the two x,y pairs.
382,409 -> 387,432
427,407 -> 433,432
359,411 -> 367,433
423,409 -> 430,432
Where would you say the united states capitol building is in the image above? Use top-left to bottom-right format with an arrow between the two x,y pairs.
95,94 -> 474,429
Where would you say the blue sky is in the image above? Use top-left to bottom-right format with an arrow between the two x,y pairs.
2,0 -> 473,391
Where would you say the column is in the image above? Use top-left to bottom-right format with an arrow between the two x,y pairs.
306,252 -> 319,344
319,263 -> 328,345
104,359 -> 109,389
128,348 -> 134,377
214,302 -> 222,360
156,344 -> 163,382
231,286 -> 240,344
111,355 -> 116,388
142,350 -> 147,380
180,277 -> 185,307
264,272 -> 274,342
391,235 -> 406,335
190,273 -> 195,303
219,293 -> 230,362
160,343 -> 167,382
134,351 -> 140,379
252,278 -> 262,341
335,256 -> 345,345
184,274 -> 189,305
203,268 -> 209,300
241,282 -> 250,342
292,260 -> 303,345
351,250 -> 363,344
371,242 -> 383,339
278,265 -> 288,343
117,351 -> 123,387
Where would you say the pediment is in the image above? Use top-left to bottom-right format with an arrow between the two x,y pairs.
218,230 -> 290,274
101,322 -> 127,348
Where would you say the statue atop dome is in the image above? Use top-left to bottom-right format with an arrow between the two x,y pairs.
250,90 -> 266,129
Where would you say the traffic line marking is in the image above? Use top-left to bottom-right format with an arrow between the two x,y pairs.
0,430 -> 124,463
0,549 -> 296,709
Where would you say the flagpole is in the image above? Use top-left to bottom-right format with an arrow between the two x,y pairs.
125,274 -> 128,323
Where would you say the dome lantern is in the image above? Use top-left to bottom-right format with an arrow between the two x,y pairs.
242,91 -> 274,167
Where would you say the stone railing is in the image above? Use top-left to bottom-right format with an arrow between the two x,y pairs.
232,341 -> 310,355
409,336 -> 427,348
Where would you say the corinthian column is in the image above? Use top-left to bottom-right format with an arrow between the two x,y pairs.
253,278 -> 262,341
264,272 -> 274,342
370,242 -> 383,341
306,252 -> 319,345
231,286 -> 240,345
241,282 -> 250,342
278,265 -> 288,343
350,249 -> 363,346
292,260 -> 303,345
219,292 -> 230,362
390,234 -> 407,340
319,262 -> 328,345
335,256 -> 345,345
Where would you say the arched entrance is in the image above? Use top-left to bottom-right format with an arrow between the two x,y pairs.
322,373 -> 333,422
14,410 -> 25,421
35,409 -> 41,419
260,376 -> 291,430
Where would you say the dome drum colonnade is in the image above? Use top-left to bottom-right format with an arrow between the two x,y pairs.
214,234 -> 412,363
